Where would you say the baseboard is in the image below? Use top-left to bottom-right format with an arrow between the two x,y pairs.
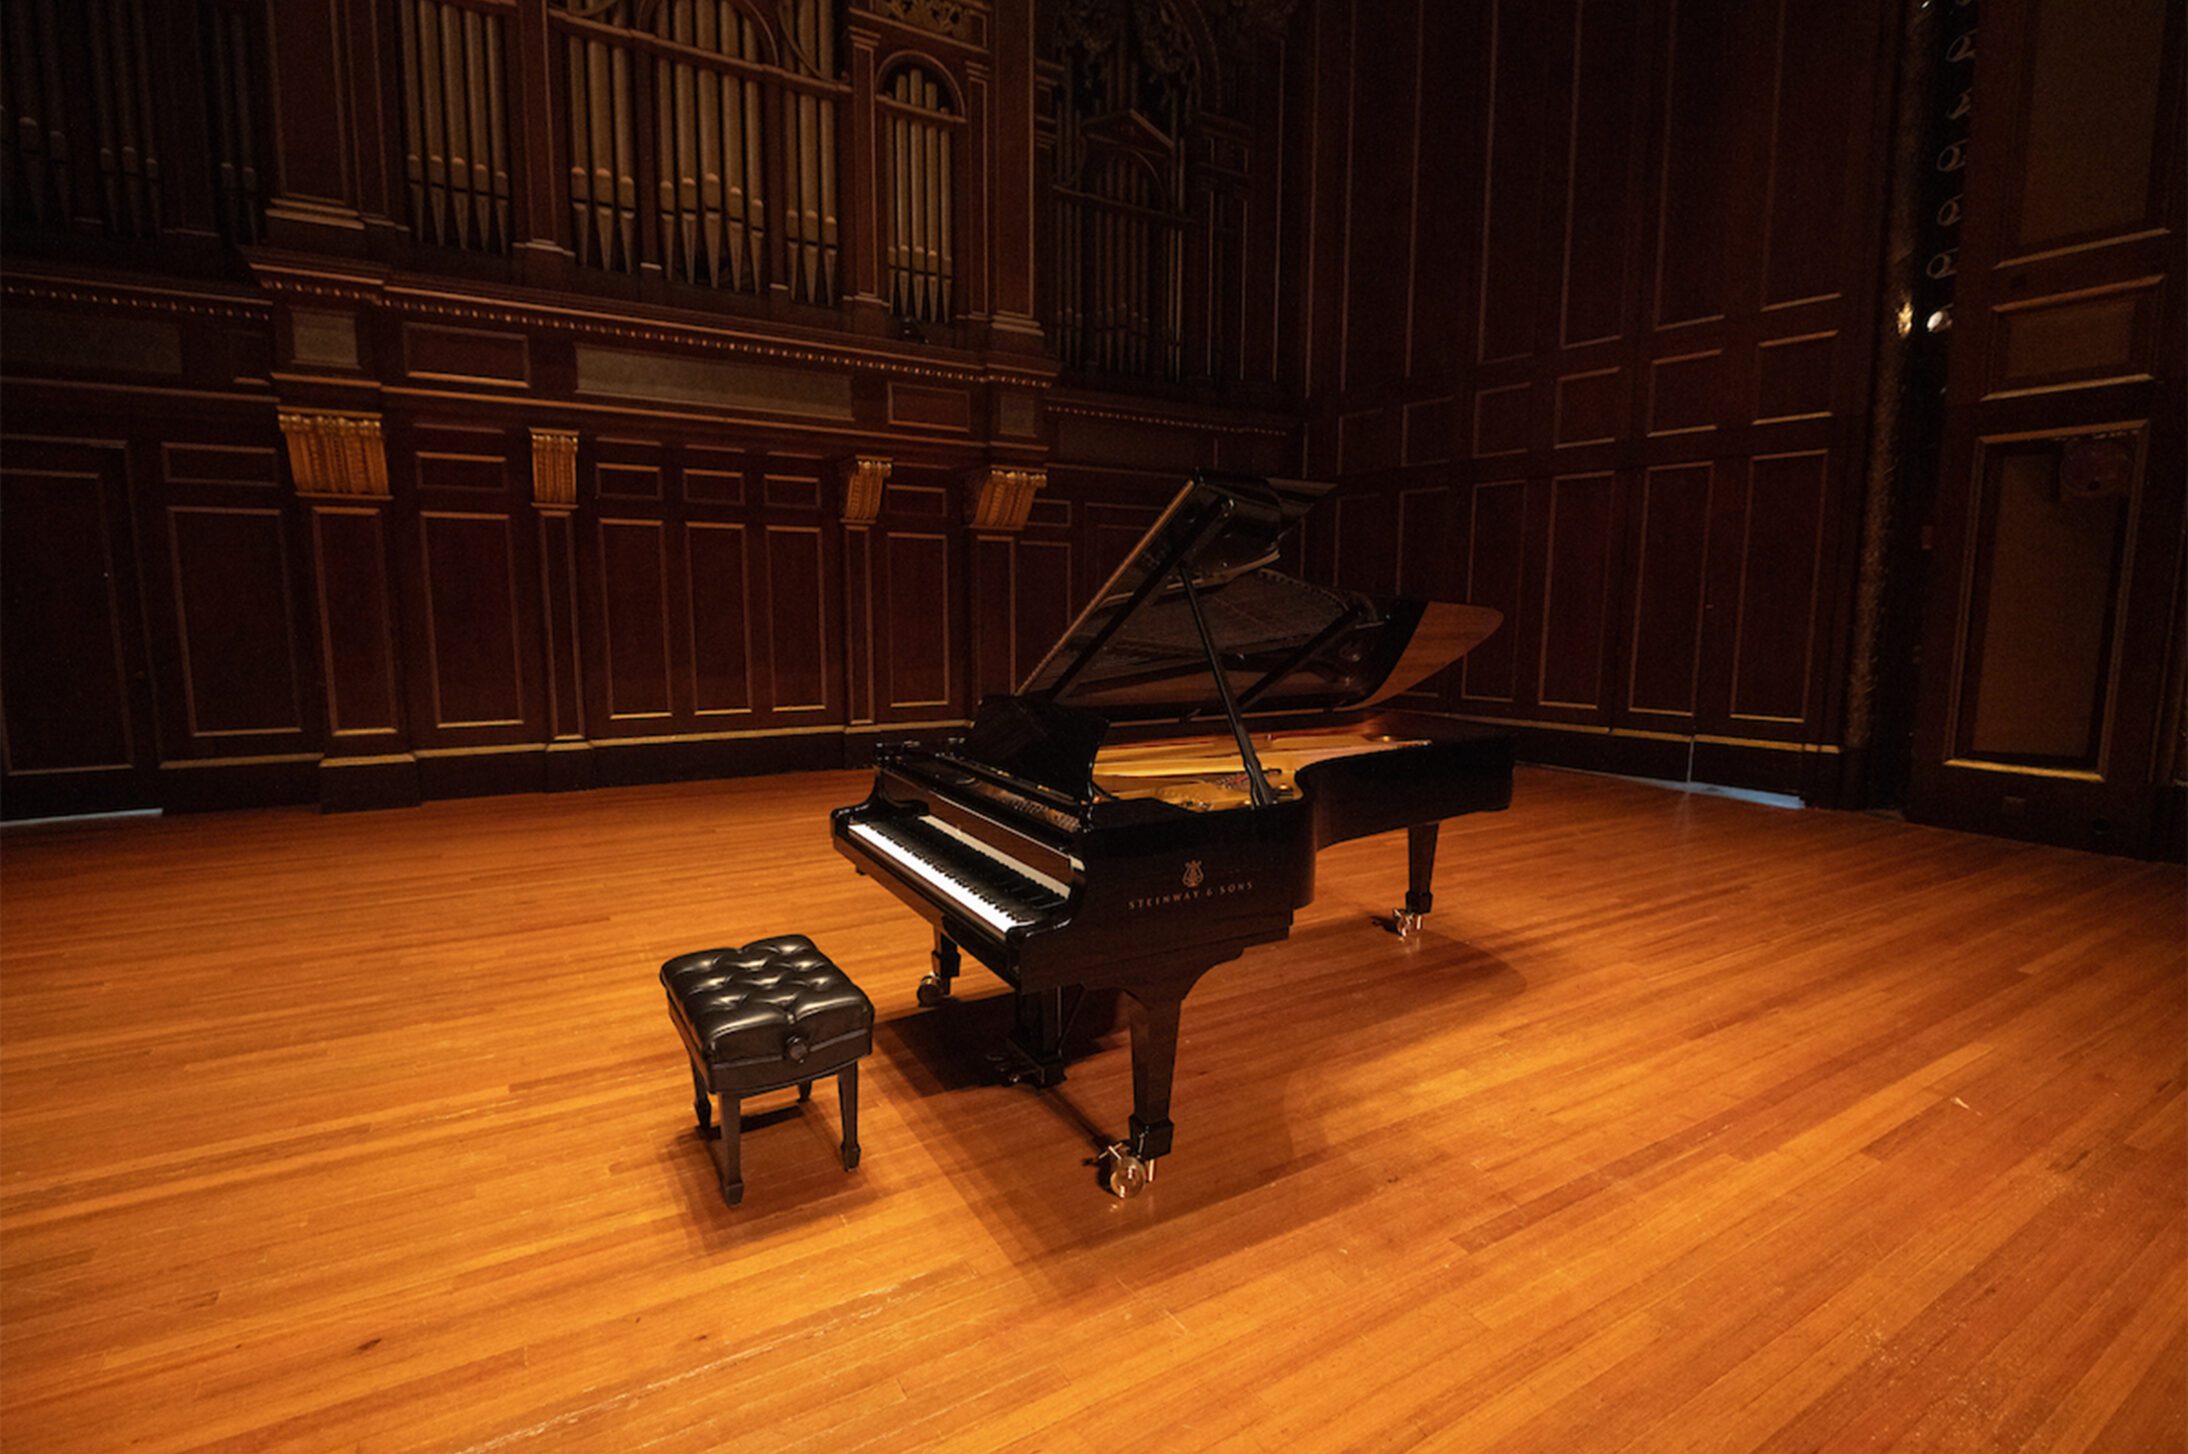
589,731 -> 847,788
159,757 -> 319,813
319,755 -> 423,812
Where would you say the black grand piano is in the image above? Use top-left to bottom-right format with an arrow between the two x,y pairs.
832,471 -> 1513,1196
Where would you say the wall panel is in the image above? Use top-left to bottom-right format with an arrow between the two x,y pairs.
1013,537 -> 1075,687
167,506 -> 304,739
881,532 -> 951,710
1729,453 -> 1828,725
686,523 -> 753,716
764,525 -> 828,713
1461,480 -> 1528,705
598,518 -> 674,720
418,512 -> 527,730
1561,0 -> 1645,348
1,469 -> 136,772
1652,0 -> 1744,329
311,509 -> 402,737
1626,463 -> 1712,720
1537,474 -> 1616,711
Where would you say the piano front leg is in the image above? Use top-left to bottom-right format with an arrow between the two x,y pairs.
918,931 -> 960,1007
1394,821 -> 1439,938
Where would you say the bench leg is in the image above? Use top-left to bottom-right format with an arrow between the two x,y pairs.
690,1062 -> 712,1134
717,1095 -> 744,1206
798,1079 -> 813,1102
838,1062 -> 861,1171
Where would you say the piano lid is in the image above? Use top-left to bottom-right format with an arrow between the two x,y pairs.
1016,471 -> 1502,723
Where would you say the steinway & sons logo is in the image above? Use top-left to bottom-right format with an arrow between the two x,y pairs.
1127,858 -> 1253,911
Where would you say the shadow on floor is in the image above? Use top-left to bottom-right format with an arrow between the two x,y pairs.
860,914 -> 1529,1284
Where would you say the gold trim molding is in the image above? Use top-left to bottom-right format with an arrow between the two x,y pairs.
531,428 -> 579,511
278,409 -> 388,499
840,454 -> 892,525
967,466 -> 1046,531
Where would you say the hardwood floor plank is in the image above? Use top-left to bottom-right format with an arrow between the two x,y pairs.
1,767 -> 2179,1451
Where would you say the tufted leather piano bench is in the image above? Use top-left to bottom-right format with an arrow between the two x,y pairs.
661,936 -> 873,1207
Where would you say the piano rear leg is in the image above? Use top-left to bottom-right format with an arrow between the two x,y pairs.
917,932 -> 960,1008
1104,989 -> 1183,1199
1393,822 -> 1439,939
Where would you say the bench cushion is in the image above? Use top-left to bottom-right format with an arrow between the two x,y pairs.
661,936 -> 873,1083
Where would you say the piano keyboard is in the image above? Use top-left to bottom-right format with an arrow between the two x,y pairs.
846,816 -> 1071,937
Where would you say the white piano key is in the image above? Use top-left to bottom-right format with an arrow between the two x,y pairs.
846,821 -> 1048,936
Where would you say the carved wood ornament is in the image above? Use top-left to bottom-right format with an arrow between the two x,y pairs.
279,410 -> 389,499
840,454 -> 893,524
966,466 -> 1045,531
531,429 -> 580,511
875,0 -> 973,43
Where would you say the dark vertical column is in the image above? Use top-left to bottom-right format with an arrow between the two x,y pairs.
963,58 -> 994,330
531,429 -> 594,792
282,410 -> 421,810
845,23 -> 886,330
150,0 -> 222,244
513,0 -> 573,283
987,0 -> 1041,349
261,0 -> 367,250
838,455 -> 889,734
339,0 -> 402,247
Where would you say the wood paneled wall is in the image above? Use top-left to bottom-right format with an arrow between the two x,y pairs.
7,0 -> 2181,852
1290,0 -> 1900,798
0,307 -> 1295,817
1905,0 -> 2185,855
0,0 -> 1302,819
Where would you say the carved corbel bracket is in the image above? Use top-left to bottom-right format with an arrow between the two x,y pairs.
531,429 -> 580,512
840,454 -> 892,525
966,466 -> 1047,532
279,409 -> 388,500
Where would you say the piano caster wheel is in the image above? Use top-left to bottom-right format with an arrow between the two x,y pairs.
1392,909 -> 1424,939
1101,1146 -> 1152,1199
916,973 -> 950,1008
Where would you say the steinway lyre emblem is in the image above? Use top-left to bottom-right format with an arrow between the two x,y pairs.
1182,860 -> 1205,889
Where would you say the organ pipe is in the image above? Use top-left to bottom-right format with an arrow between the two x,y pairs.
400,0 -> 509,253
884,64 -> 952,324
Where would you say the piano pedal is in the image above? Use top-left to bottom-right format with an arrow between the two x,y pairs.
1391,909 -> 1425,939
1099,1143 -> 1152,1199
986,1045 -> 1066,1089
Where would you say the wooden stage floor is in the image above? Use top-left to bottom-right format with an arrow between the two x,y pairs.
1,767 -> 2182,1452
